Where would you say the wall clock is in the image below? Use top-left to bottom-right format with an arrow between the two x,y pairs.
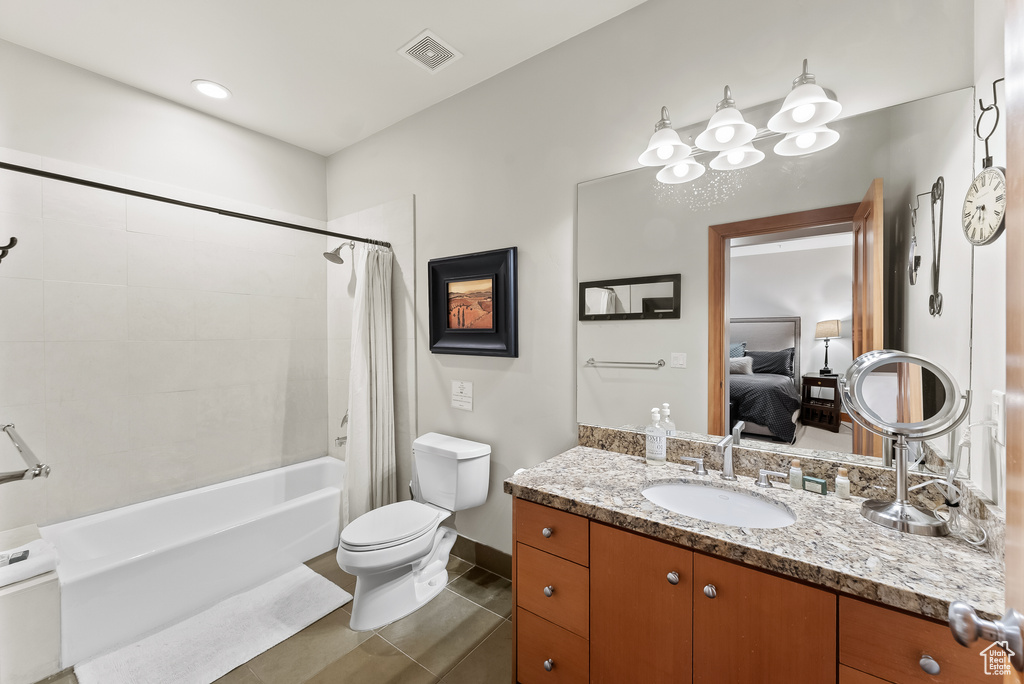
961,165 -> 1006,246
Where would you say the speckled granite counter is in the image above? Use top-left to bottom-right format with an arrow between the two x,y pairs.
504,446 -> 1004,622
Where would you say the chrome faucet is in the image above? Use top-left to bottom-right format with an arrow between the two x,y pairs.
756,469 -> 789,488
716,435 -> 737,481
732,421 -> 745,447
677,455 -> 708,476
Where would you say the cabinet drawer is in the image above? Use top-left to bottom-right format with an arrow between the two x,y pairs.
515,498 -> 589,566
516,543 -> 589,638
517,607 -> 588,684
839,597 -> 989,683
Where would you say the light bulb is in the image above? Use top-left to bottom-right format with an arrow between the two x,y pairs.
714,126 -> 735,144
672,164 -> 689,178
657,144 -> 674,160
727,149 -> 745,165
192,79 -> 231,99
796,132 -> 817,149
792,103 -> 816,124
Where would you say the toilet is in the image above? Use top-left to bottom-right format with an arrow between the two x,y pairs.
337,432 -> 490,631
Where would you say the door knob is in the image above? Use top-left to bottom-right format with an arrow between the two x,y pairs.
918,654 -> 940,675
542,527 -> 553,538
667,572 -> 679,585
948,601 -> 1023,672
543,659 -> 554,671
703,584 -> 717,599
543,585 -> 554,597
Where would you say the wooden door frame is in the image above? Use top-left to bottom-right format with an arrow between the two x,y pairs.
707,203 -> 861,437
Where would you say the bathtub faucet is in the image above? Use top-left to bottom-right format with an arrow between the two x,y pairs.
1,424 -> 50,486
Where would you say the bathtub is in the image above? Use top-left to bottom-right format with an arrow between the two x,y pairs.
40,456 -> 345,667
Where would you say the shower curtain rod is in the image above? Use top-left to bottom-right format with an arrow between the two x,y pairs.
0,161 -> 392,249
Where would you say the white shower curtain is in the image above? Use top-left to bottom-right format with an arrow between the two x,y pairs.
344,244 -> 397,526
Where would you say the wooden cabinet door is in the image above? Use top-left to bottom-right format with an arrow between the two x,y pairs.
589,522 -> 693,684
692,554 -> 837,684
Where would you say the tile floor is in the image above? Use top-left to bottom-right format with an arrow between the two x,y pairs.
43,551 -> 513,684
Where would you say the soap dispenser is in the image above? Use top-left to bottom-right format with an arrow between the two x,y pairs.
646,409 -> 666,466
661,403 -> 677,437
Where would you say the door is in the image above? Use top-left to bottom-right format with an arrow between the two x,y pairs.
589,522 -> 692,683
692,554 -> 837,684
851,178 -> 885,458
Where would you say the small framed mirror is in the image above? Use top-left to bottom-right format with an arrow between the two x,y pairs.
578,273 -> 681,321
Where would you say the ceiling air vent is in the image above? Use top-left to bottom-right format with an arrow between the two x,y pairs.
399,30 -> 462,74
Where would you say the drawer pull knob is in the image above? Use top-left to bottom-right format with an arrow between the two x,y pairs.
542,527 -> 553,538
543,659 -> 554,672
919,655 -> 941,675
543,585 -> 554,597
667,572 -> 679,585
704,584 -> 717,599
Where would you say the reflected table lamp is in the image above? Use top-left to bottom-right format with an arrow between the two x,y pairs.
815,319 -> 841,376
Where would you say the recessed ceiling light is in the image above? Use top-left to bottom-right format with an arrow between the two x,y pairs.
191,79 -> 231,99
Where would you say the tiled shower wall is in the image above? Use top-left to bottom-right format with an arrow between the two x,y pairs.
0,161 -> 333,530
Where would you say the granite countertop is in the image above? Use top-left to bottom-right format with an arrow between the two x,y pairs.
504,446 -> 1004,622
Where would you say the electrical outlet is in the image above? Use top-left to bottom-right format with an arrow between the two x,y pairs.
671,353 -> 687,369
992,390 -> 1006,446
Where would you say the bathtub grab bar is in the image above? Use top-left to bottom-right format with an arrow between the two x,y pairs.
0,424 -> 50,485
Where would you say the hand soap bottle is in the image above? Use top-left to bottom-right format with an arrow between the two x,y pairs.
646,408 -> 666,466
836,468 -> 851,499
661,403 -> 676,437
788,459 -> 803,489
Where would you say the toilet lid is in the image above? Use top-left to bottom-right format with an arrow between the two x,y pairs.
340,500 -> 443,549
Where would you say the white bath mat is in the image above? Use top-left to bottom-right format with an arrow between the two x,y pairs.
74,565 -> 352,684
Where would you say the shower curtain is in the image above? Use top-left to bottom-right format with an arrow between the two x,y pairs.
344,244 -> 397,526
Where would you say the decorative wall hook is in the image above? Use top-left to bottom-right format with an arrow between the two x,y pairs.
0,237 -> 17,264
977,77 -> 1005,168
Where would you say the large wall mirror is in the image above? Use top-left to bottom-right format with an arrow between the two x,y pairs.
577,86 -> 1007,505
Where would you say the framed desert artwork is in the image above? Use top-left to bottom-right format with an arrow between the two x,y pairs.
428,247 -> 518,357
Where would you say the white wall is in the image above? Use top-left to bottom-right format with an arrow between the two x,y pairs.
730,245 -> 854,379
325,0 -> 973,553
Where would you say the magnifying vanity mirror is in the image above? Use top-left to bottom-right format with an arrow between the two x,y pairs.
577,84 -> 1007,507
840,350 -> 972,536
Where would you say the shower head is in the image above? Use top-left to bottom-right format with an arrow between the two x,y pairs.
323,241 -> 355,264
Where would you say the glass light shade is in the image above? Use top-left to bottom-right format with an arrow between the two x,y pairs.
709,143 -> 765,171
815,319 -> 841,339
656,159 -> 706,184
695,108 -> 757,152
191,79 -> 231,99
767,83 -> 841,132
639,128 -> 692,167
773,125 -> 840,156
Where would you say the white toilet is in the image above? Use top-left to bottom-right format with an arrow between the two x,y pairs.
337,432 -> 490,631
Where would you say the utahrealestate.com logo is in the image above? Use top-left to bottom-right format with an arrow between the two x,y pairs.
980,641 -> 1016,676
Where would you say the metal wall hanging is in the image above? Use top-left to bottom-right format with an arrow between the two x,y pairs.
928,176 -> 945,316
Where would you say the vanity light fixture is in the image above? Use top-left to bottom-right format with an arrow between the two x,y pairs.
639,107 -> 692,166
767,59 -> 841,133
774,125 -> 840,156
695,86 -> 757,152
655,157 -> 706,184
709,143 -> 765,171
191,79 -> 231,100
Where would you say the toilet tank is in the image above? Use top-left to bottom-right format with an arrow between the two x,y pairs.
413,433 -> 490,511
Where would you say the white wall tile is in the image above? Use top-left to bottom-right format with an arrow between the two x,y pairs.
287,339 -> 328,382
128,391 -> 197,449
196,385 -> 253,437
193,340 -> 252,388
43,220 -> 127,286
0,215 -> 44,280
195,291 -> 250,340
285,379 -> 328,420
126,196 -> 196,240
44,341 -> 127,402
0,278 -> 43,341
67,449 -> 134,517
127,232 -> 195,290
0,342 -> 45,406
127,341 -> 196,394
192,241 -> 253,294
248,340 -> 291,386
128,287 -> 195,340
45,396 -> 130,461
250,297 -> 327,340
195,429 -> 255,486
44,281 -> 127,341
42,179 -> 125,230
282,415 -> 329,465
130,441 -> 197,501
251,382 -> 287,434
0,168 -> 42,219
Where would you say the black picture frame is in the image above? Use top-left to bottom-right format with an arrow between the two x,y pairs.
578,273 -> 681,321
428,247 -> 518,357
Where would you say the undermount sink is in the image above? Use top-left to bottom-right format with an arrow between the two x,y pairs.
642,482 -> 797,529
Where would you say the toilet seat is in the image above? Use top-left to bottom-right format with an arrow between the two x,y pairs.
340,500 -> 445,552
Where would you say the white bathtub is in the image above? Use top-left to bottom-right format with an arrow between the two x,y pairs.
40,456 -> 345,667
